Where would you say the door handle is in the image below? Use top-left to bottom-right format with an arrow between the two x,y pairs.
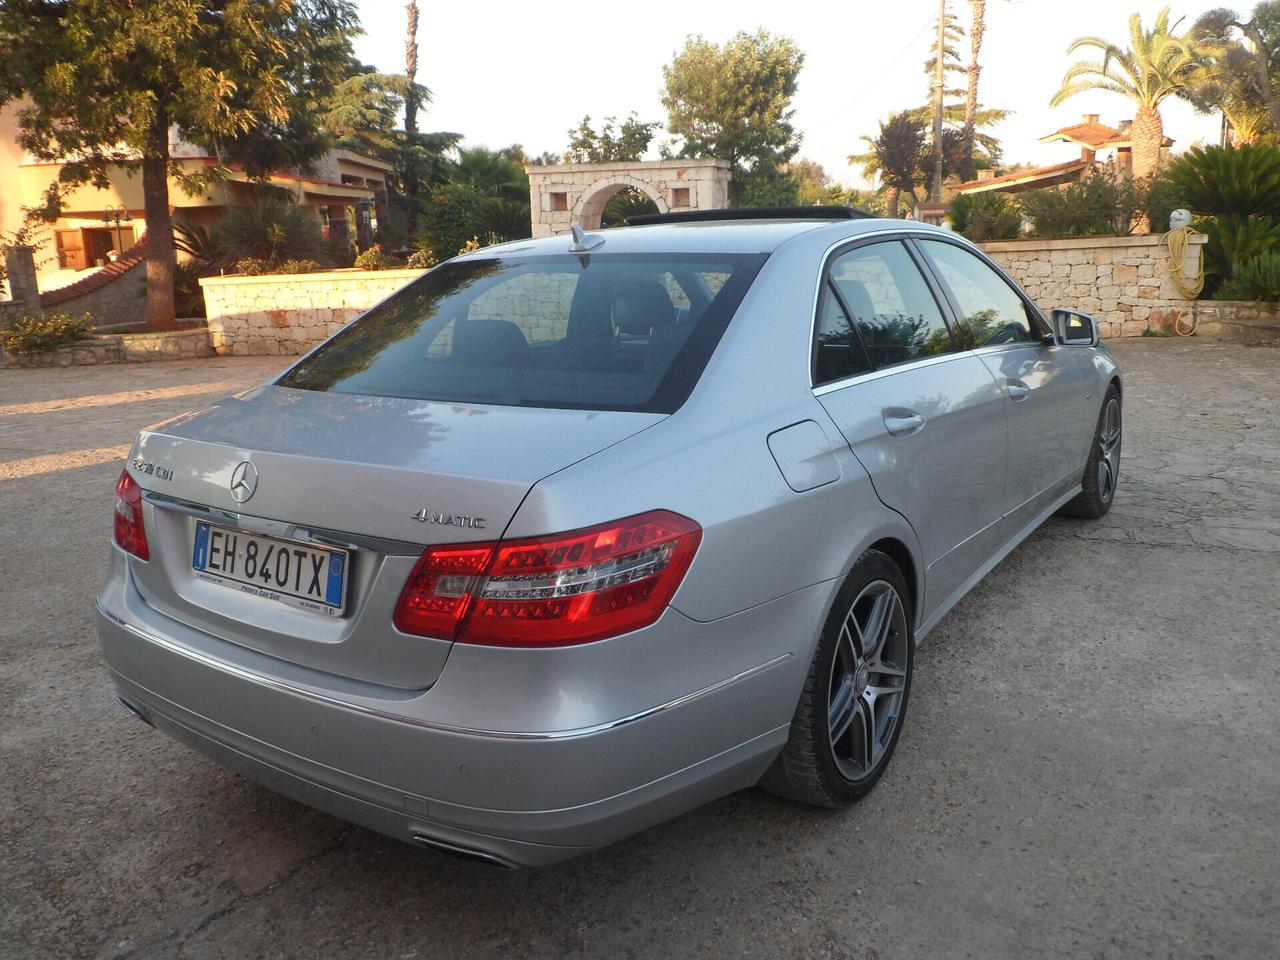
884,413 -> 925,437
1006,379 -> 1031,401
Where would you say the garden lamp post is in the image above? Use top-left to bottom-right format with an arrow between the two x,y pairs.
103,205 -> 132,253
355,197 -> 374,251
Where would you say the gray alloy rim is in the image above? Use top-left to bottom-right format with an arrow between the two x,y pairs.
1097,397 -> 1122,504
827,580 -> 909,783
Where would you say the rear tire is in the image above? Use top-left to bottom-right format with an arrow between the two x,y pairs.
1059,384 -> 1122,519
759,550 -> 914,808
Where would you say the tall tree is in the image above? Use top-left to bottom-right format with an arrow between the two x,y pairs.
850,112 -> 929,218
1051,8 -> 1206,179
964,1 -> 987,180
566,114 -> 660,163
403,1 -> 422,239
0,0 -> 359,331
661,29 -> 804,205
1192,5 -> 1280,138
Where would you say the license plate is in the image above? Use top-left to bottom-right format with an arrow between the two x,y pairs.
192,521 -> 348,616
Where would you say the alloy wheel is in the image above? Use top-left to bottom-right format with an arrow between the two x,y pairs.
1097,397 -> 1122,504
827,580 -> 909,783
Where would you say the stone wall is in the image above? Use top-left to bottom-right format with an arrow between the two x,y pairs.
199,268 -> 427,356
1,240 -> 148,329
3,328 -> 213,368
979,234 -> 1208,338
1192,300 -> 1280,344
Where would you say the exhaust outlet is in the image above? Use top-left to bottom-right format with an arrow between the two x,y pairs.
117,695 -> 154,728
411,833 -> 517,869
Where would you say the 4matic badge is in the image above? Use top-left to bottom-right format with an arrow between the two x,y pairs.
412,508 -> 486,529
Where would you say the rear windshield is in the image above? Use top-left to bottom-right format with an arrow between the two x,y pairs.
277,252 -> 767,413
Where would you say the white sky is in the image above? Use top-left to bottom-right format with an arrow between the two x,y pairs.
352,0 -> 1222,188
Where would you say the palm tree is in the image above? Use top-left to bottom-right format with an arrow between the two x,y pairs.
1051,8 -> 1205,179
963,1 -> 986,181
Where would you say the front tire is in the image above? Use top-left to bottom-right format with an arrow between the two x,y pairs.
1060,384 -> 1122,519
760,550 -> 914,808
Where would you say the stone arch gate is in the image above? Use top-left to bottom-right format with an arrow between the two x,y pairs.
524,159 -> 730,237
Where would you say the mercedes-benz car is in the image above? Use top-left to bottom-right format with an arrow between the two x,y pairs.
97,207 -> 1122,867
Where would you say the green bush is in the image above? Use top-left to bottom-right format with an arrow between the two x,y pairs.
1,311 -> 94,356
207,201 -> 326,272
1019,168 -> 1151,238
231,258 -> 272,276
947,192 -> 1022,242
277,259 -> 321,274
419,183 -> 485,261
353,244 -> 391,271
1217,252 -> 1280,301
1199,216 -> 1280,285
1164,144 -> 1280,218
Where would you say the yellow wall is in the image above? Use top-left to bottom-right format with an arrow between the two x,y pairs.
0,104 -> 28,238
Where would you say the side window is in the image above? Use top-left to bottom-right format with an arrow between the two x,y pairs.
918,240 -> 1037,348
817,241 -> 956,378
814,282 -> 872,384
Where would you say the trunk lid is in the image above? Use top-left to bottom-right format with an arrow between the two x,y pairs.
125,385 -> 663,688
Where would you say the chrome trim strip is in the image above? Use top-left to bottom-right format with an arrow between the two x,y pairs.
144,491 -> 422,556
97,602 -> 791,741
811,350 -> 969,396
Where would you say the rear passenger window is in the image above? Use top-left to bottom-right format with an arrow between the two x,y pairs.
918,240 -> 1036,348
815,241 -> 956,383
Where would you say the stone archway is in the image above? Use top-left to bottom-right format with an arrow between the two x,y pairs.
525,159 -> 730,238
575,177 -> 666,230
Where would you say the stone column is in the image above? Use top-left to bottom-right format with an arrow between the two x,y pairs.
2,245 -> 40,310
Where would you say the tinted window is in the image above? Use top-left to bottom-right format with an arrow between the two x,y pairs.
814,281 -> 873,384
821,241 -> 956,374
278,253 -> 765,412
919,240 -> 1037,347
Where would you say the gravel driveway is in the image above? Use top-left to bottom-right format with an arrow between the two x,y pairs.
1,339 -> 1276,960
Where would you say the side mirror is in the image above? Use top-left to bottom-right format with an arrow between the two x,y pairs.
1049,308 -> 1099,346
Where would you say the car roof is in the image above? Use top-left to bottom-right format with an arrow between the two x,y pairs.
455,217 -> 959,260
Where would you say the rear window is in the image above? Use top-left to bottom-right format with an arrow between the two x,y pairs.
277,252 -> 766,412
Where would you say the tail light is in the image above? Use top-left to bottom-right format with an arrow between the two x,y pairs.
113,469 -> 150,560
394,511 -> 701,647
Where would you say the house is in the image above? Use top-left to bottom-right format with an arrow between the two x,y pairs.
0,103 -> 391,285
954,114 -> 1173,196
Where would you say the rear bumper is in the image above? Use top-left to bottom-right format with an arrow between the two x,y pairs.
96,555 -> 826,866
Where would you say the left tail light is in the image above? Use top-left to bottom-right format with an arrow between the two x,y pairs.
394,510 -> 701,647
113,468 -> 150,560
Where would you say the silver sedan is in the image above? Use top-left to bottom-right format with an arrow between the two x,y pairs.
98,209 -> 1121,866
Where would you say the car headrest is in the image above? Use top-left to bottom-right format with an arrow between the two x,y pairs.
452,319 -> 529,367
834,279 -> 874,324
613,281 -> 676,336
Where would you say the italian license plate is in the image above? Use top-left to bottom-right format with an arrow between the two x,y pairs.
192,521 -> 348,615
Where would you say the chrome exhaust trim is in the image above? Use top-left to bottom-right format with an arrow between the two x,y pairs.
117,695 -> 154,728
411,832 -> 517,869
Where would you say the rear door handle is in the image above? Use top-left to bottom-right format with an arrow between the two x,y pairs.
884,413 -> 925,437
1006,379 -> 1031,402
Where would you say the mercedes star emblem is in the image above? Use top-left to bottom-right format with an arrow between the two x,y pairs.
229,460 -> 258,503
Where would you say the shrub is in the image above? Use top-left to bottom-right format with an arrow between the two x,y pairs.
1,311 -> 93,356
354,244 -> 391,271
1216,252 -> 1280,301
947,192 -> 1022,242
173,261 -> 208,318
1199,216 -> 1280,285
1019,168 -> 1149,238
206,201 -> 326,272
278,259 -> 321,274
419,182 -> 485,260
406,248 -> 436,269
1164,144 -> 1280,218
457,237 -> 482,255
231,258 -> 272,276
